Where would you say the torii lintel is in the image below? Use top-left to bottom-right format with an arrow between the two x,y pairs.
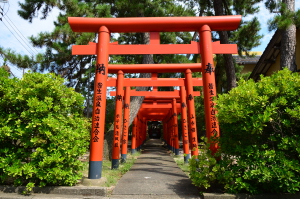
68,16 -> 241,33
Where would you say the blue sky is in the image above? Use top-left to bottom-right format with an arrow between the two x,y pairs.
1,1 -> 299,78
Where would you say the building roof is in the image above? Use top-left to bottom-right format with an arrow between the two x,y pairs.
249,30 -> 282,81
233,55 -> 261,65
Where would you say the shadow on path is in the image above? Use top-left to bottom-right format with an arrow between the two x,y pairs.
112,139 -> 201,199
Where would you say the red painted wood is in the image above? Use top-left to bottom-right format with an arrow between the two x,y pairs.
68,16 -> 241,33
72,41 -> 237,55
106,78 -> 203,87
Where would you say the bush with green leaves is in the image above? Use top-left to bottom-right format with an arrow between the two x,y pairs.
0,68 -> 90,191
190,68 -> 300,194
189,137 -> 222,193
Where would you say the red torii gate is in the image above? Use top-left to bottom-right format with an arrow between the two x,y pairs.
69,16 -> 241,179
134,101 -> 182,154
109,73 -> 202,168
110,90 -> 200,156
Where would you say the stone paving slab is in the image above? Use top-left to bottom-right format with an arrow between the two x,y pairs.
112,139 -> 201,198
111,194 -> 202,199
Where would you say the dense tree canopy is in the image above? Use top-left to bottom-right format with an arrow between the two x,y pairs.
14,0 -> 194,89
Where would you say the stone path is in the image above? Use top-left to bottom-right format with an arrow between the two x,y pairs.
111,139 -> 201,199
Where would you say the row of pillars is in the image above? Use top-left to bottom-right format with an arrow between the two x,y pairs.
88,25 -> 220,179
109,68 -> 206,169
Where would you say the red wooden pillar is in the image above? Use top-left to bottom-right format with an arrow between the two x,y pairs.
112,70 -> 124,169
136,115 -> 139,151
172,98 -> 180,155
171,110 -> 176,153
168,111 -> 173,151
138,115 -> 142,150
136,114 -> 141,151
121,86 -> 130,162
131,117 -> 137,154
163,120 -> 167,143
140,116 -> 144,148
185,69 -> 199,157
167,110 -> 172,151
89,26 -> 109,179
165,118 -> 168,145
180,86 -> 190,162
199,25 -> 220,155
142,117 -> 147,146
165,112 -> 169,149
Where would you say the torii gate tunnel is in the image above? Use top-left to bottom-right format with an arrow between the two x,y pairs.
68,15 -> 241,179
109,72 -> 203,167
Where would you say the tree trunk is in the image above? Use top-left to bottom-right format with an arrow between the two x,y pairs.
214,0 -> 237,91
280,0 -> 297,71
103,32 -> 153,160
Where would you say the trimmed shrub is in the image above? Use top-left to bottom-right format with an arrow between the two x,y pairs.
0,68 -> 89,191
190,69 -> 300,194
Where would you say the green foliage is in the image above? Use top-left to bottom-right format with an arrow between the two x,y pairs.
190,69 -> 300,194
12,0 -> 196,90
173,155 -> 189,176
190,0 -> 263,92
189,138 -> 221,193
0,68 -> 89,192
267,2 -> 300,31
0,47 -> 39,70
230,17 -> 263,56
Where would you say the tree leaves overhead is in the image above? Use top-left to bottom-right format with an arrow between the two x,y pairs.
231,17 -> 263,56
265,0 -> 299,71
18,0 -> 56,22
13,0 -> 265,92
0,47 -> 38,69
15,0 -> 195,90
233,0 -> 261,16
267,2 -> 300,31
189,0 -> 262,92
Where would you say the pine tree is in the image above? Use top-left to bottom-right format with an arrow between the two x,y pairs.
14,0 -> 195,158
185,0 -> 263,92
266,0 -> 300,72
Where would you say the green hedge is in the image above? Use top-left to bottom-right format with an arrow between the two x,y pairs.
190,68 -> 300,194
0,68 -> 89,192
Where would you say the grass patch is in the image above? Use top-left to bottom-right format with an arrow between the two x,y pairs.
169,151 -> 190,177
81,152 -> 140,187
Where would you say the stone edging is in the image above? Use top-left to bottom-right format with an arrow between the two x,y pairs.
0,185 -> 112,197
0,186 -> 300,199
203,192 -> 300,199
